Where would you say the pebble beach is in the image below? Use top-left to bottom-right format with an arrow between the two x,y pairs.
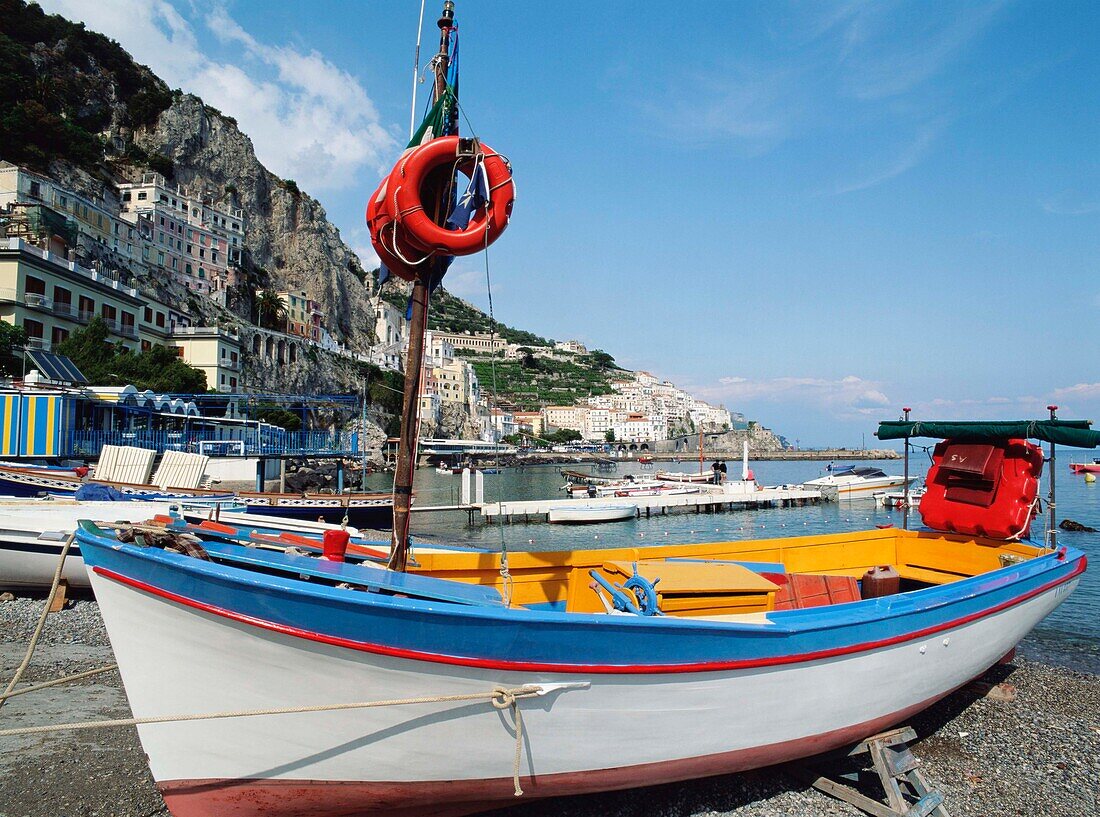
1,596 -> 1097,817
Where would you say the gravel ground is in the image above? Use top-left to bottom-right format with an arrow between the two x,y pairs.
1,595 -> 1097,817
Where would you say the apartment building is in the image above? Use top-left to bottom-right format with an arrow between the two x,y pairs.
118,173 -> 244,299
276,289 -> 324,342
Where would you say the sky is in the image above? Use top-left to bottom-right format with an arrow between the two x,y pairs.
37,0 -> 1099,447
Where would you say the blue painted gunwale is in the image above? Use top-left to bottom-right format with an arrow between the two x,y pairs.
77,526 -> 1086,673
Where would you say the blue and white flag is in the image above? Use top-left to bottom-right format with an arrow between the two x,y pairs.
448,156 -> 489,230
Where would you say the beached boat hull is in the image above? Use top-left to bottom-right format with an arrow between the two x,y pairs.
81,531 -> 1084,817
237,495 -> 393,528
1069,463 -> 1100,474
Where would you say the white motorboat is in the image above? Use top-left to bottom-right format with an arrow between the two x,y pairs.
548,503 -> 638,524
803,466 -> 915,500
874,487 -> 927,508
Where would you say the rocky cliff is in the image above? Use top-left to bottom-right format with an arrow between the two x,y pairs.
131,95 -> 376,352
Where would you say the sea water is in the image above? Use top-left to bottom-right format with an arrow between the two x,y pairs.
364,458 -> 1099,673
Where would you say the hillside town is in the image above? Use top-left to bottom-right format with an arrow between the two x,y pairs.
1,160 -> 737,446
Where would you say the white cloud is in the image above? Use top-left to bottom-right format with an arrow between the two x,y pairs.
38,0 -> 396,192
1052,383 -> 1100,400
1039,190 -> 1100,216
826,124 -> 940,195
702,375 -> 891,419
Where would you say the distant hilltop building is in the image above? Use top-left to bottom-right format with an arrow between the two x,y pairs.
427,330 -> 506,354
540,369 -> 737,443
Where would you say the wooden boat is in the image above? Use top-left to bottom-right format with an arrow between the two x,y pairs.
0,497 -> 242,589
547,503 -> 637,524
0,465 -> 394,527
72,417 -> 1098,817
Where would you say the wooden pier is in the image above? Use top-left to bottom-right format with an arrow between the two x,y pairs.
479,485 -> 821,523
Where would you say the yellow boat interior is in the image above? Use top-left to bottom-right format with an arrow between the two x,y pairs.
405,528 -> 1046,618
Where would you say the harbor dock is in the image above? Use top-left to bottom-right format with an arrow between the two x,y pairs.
480,484 -> 821,522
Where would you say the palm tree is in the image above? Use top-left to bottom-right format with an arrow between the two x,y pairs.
254,289 -> 286,331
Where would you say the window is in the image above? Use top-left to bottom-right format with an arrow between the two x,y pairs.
157,251 -> 165,265
141,340 -> 152,352
198,268 -> 205,279
199,248 -> 205,259
211,250 -> 218,263
187,229 -> 194,240
232,223 -> 239,231
143,307 -> 153,322
79,295 -> 94,318
23,318 -> 44,338
25,275 -> 46,295
230,377 -> 237,388
155,312 -> 165,328
187,244 -> 193,255
121,311 -> 135,331
123,192 -> 131,202
53,286 -> 71,308
160,194 -> 168,203
159,216 -> 165,226
185,263 -> 192,275
101,304 -> 117,323
29,181 -> 41,197
52,326 -> 69,345
137,192 -> 147,201
171,257 -> 177,270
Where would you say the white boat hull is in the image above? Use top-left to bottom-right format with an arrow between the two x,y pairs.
548,504 -> 637,524
88,567 -> 1077,817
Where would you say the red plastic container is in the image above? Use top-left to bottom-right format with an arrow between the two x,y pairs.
322,529 -> 351,562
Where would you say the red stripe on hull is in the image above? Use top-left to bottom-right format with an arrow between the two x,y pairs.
156,687 -> 955,817
91,555 -> 1086,675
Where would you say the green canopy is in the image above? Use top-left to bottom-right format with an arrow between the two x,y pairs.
876,420 -> 1100,448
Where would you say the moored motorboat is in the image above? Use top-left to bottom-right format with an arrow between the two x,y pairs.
547,503 -> 637,524
803,466 -> 914,500
873,487 -> 926,508
1069,459 -> 1100,474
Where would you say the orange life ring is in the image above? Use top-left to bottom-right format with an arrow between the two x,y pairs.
390,135 -> 514,256
365,175 -> 430,282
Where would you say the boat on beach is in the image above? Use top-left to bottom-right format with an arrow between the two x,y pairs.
0,463 -> 394,527
11,3 -> 1096,816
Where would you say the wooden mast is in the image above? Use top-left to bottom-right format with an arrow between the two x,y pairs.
389,1 -> 455,572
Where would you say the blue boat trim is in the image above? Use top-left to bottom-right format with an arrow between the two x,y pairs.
77,526 -> 1086,673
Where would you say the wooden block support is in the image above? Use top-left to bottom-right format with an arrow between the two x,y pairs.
791,726 -> 951,817
48,579 -> 69,613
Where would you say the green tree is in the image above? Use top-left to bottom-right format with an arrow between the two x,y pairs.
253,403 -> 302,431
255,289 -> 286,330
605,429 -> 616,442
55,318 -> 207,392
0,322 -> 27,377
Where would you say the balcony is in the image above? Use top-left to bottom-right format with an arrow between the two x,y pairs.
23,293 -> 51,310
76,309 -> 95,324
120,323 -> 138,339
24,337 -> 51,351
52,301 -> 75,318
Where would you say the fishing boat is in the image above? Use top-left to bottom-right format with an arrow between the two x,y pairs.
0,461 -> 89,479
76,417 -> 1093,816
56,3 -> 1095,815
803,465 -> 914,500
547,503 -> 637,524
0,464 -> 394,527
0,496 -> 242,589
1069,458 -> 1100,474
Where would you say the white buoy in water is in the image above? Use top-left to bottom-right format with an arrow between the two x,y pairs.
1086,473 -> 1097,484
